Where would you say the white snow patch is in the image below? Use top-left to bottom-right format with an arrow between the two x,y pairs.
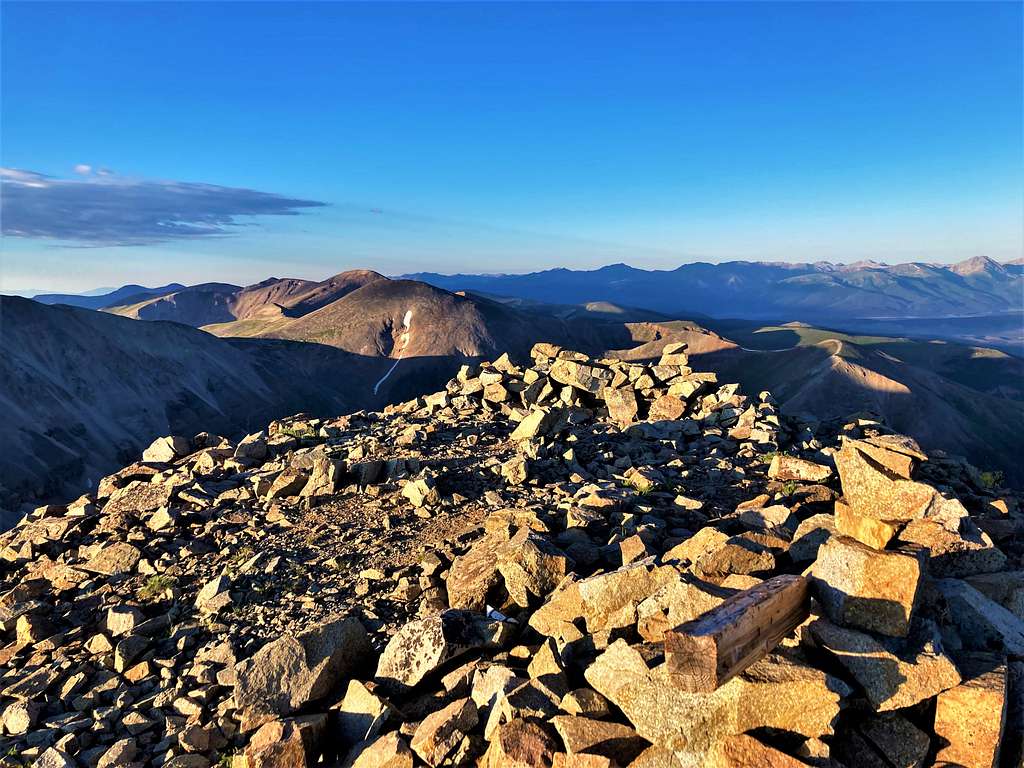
373,309 -> 413,395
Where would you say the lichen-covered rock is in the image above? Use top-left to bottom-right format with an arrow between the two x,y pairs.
375,610 -> 508,693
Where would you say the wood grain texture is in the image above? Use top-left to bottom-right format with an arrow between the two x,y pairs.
664,574 -> 809,692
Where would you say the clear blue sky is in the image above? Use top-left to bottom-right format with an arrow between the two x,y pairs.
2,1 -> 1021,292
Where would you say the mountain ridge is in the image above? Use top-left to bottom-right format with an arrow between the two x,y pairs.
401,256 -> 1023,320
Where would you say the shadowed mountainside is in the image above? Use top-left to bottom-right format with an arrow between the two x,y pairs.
32,282 -> 186,310
0,296 -> 390,513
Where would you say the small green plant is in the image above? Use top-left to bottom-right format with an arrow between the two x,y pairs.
780,480 -> 799,497
138,574 -> 176,602
280,426 -> 316,440
978,470 -> 1004,491
228,545 -> 256,570
626,479 -> 655,495
217,750 -> 242,768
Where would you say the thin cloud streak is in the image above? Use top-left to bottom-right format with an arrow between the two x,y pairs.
0,168 -> 327,246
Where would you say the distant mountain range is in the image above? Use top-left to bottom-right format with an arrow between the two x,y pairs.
3,257 -> 1022,514
404,256 -> 1023,320
33,282 -> 186,310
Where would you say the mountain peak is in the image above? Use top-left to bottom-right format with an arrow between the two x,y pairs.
950,254 -> 1005,276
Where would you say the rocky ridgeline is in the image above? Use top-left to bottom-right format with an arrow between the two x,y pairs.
1,343 -> 1022,768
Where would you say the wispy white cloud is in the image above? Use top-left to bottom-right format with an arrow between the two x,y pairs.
0,167 -> 327,245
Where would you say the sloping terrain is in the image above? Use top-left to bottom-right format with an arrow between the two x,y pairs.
405,255 -> 1023,321
105,283 -> 244,325
614,323 -> 1024,485
205,277 -> 639,403
105,270 -> 387,328
1,345 -> 1020,767
0,296 -> 389,515
32,283 -> 185,310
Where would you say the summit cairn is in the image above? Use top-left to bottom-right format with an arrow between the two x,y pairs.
0,344 -> 1021,767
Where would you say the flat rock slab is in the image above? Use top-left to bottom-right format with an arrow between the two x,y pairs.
805,618 -> 960,712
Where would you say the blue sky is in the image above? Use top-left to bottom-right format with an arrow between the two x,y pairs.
1,1 -> 1021,292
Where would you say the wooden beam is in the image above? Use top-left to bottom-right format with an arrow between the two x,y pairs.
664,574 -> 809,692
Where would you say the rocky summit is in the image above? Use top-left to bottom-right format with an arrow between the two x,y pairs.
1,343 -> 1022,768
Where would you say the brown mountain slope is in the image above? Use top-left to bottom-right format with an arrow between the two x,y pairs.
608,320 -> 740,359
105,270 -> 386,328
282,268 -> 387,316
696,340 -> 1024,485
209,277 -> 636,358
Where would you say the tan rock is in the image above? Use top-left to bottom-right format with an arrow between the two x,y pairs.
235,616 -> 372,727
347,731 -> 414,768
528,637 -> 566,680
401,475 -> 439,508
511,407 -> 569,442
103,480 -> 174,518
649,395 -> 686,421
604,388 -> 639,425
446,533 -> 506,612
663,528 -> 731,567
834,500 -> 898,549
934,656 -> 1008,768
584,641 -> 849,761
635,574 -> 735,643
709,734 -> 810,767
335,680 -> 393,749
2,699 -> 41,735
858,434 -> 926,476
789,514 -> 835,563
550,715 -> 649,765
805,618 -> 960,711
410,697 -> 478,767
627,745 -> 684,768
471,664 -> 522,712
810,535 -> 923,637
898,516 -> 1005,578
659,342 -> 689,367
246,715 -> 326,768
496,528 -> 574,607
84,542 -> 142,575
301,451 -> 346,497
529,560 -> 683,640
479,718 -> 559,768
559,688 -> 611,719
501,456 -> 529,485
935,579 -> 1024,655
142,434 -> 190,463
375,610 -> 507,693
768,455 -> 832,483
551,755 -> 615,768
30,749 -> 76,768
834,439 -> 935,521
266,467 -> 309,499
549,359 -> 613,394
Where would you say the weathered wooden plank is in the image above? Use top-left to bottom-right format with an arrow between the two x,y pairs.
664,574 -> 809,692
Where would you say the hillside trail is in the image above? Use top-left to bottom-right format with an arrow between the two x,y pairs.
373,309 -> 414,395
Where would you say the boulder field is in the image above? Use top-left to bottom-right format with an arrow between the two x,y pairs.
1,343 -> 1021,767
